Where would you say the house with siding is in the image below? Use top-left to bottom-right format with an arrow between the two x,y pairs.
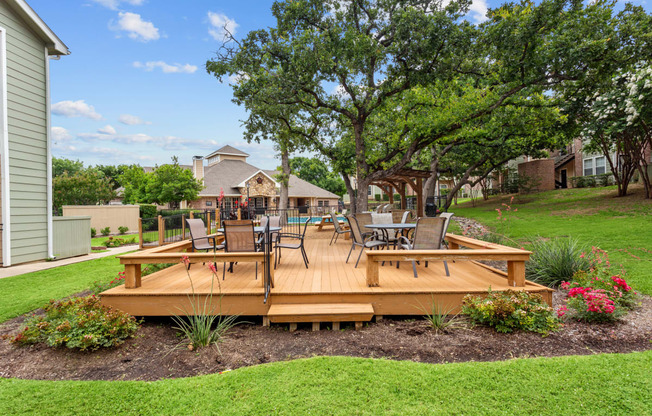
0,0 -> 68,266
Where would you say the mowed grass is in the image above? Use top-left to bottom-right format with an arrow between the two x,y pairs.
1,353 -> 651,415
451,185 -> 652,294
0,255 -> 126,322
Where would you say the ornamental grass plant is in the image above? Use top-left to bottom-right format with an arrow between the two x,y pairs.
525,237 -> 592,287
171,256 -> 239,351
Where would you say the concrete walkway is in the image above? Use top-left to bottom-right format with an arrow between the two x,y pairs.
0,245 -> 137,279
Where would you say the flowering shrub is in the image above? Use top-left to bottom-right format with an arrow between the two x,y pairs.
558,247 -> 638,322
462,290 -> 561,335
103,236 -> 137,248
91,271 -> 126,294
12,296 -> 140,351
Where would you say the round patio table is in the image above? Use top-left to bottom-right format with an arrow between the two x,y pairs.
217,226 -> 281,234
364,223 -> 416,247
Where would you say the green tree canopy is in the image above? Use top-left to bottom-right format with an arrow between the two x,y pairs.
289,156 -> 346,197
143,157 -> 204,208
53,157 -> 84,178
53,170 -> 115,213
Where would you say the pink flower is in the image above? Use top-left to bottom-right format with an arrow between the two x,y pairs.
180,255 -> 190,267
209,263 -> 218,274
560,281 -> 571,290
556,305 -> 568,318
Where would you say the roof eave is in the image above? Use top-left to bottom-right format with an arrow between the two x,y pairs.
7,0 -> 70,56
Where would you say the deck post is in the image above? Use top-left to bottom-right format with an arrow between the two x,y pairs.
124,264 -> 142,289
182,215 -> 186,240
138,217 -> 143,249
366,254 -> 380,287
189,211 -> 194,219
158,215 -> 164,246
237,208 -> 242,220
206,211 -> 211,234
507,260 -> 526,287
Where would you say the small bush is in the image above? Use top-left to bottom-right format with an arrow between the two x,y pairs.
102,236 -> 137,248
100,227 -> 111,236
525,237 -> 592,288
118,226 -> 129,234
558,247 -> 638,322
139,204 -> 157,219
12,296 -> 139,351
90,227 -> 96,238
462,290 -> 561,335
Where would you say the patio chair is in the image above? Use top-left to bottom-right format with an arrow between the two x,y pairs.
439,212 -> 454,247
275,217 -> 310,269
346,215 -> 387,268
354,212 -> 375,239
186,218 -> 224,270
259,215 -> 281,246
397,216 -> 450,278
391,210 -> 408,224
329,212 -> 350,245
222,220 -> 260,280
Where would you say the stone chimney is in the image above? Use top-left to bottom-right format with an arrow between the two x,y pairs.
192,156 -> 204,181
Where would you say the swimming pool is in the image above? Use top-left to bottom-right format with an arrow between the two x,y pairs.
287,216 -> 345,224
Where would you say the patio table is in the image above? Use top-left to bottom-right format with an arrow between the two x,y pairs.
364,223 -> 416,247
217,226 -> 281,234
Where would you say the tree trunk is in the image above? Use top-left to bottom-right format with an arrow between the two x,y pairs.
342,173 -> 356,214
422,157 -> 438,209
356,176 -> 370,213
278,146 -> 290,210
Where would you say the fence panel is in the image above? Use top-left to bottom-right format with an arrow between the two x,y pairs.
53,216 -> 91,259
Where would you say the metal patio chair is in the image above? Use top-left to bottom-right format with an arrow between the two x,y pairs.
185,218 -> 224,270
275,217 -> 310,269
329,212 -> 350,245
259,215 -> 281,246
346,215 -> 387,268
222,220 -> 260,280
397,216 -> 450,278
439,212 -> 454,247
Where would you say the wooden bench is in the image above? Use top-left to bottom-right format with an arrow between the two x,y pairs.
365,234 -> 530,288
266,303 -> 374,331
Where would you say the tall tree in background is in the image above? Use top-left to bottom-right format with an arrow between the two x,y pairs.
144,157 -> 204,208
289,156 -> 346,197
53,170 -> 115,213
52,157 -> 84,177
208,0 -> 643,212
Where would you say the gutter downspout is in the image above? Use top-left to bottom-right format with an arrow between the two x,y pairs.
45,47 -> 53,259
0,28 -> 11,266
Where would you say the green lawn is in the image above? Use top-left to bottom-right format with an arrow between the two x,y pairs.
450,185 -> 652,294
0,255 -> 126,322
1,353 -> 650,415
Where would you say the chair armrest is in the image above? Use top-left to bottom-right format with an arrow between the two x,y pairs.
397,236 -> 412,249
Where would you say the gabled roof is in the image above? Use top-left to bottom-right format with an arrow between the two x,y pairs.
199,159 -> 339,199
206,145 -> 250,159
5,0 -> 69,56
235,169 -> 279,188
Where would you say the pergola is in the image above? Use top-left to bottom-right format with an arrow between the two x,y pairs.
369,168 -> 432,217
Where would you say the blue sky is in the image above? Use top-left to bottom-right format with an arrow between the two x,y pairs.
30,0 -> 648,169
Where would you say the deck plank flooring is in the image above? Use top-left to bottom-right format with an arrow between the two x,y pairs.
101,228 -> 551,316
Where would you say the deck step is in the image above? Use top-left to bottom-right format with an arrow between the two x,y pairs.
267,303 -> 374,323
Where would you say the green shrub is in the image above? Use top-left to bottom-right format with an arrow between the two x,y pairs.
525,237 -> 592,288
374,193 -> 381,202
100,227 -> 111,236
102,236 -> 137,248
139,204 -> 157,219
382,193 -> 389,201
12,296 -> 139,351
90,227 -> 96,238
462,289 -> 561,335
118,226 -> 129,234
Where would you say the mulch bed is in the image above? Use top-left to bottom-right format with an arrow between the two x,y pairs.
1,292 -> 650,382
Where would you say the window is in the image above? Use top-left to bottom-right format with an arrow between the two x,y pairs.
439,184 -> 448,190
318,200 -> 324,207
584,156 -> 607,176
323,200 -> 330,207
595,156 -> 606,175
206,201 -> 213,207
583,158 -> 594,176
367,186 -> 372,196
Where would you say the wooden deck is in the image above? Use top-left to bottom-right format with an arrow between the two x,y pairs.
101,227 -> 552,324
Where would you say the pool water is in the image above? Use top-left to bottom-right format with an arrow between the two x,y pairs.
288,216 -> 345,224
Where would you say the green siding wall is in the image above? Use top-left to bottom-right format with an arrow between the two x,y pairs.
0,3 -> 49,264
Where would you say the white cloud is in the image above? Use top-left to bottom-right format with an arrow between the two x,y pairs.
98,125 -> 117,135
91,0 -> 145,10
469,0 -> 488,24
133,61 -> 198,74
207,11 -> 238,41
52,100 -> 103,120
51,126 -> 73,142
118,114 -> 151,126
112,12 -> 160,42
78,131 -> 220,152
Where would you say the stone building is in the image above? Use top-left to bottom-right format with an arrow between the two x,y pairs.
186,145 -> 340,211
